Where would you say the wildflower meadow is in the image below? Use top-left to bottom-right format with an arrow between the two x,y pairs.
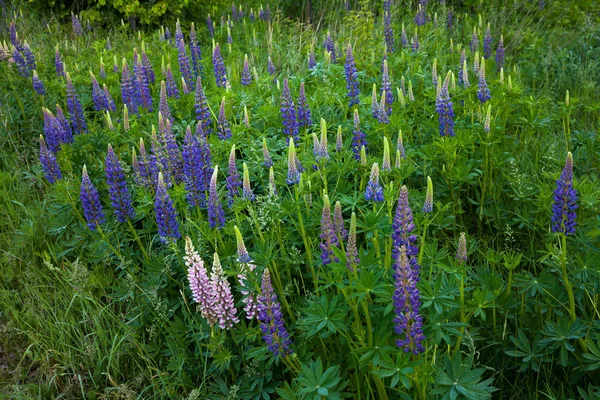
1,0 -> 599,398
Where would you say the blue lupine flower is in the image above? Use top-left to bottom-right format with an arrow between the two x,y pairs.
345,44 -> 360,107
365,163 -> 384,202
39,135 -> 62,184
242,163 -> 254,201
352,109 -> 367,160
496,35 -> 505,72
381,59 -> 393,116
154,172 -> 181,242
194,76 -> 213,136
286,139 -> 300,185
324,31 -> 337,63
212,43 -> 228,88
346,212 -> 360,271
262,138 -> 273,167
384,12 -> 395,52
166,65 -> 180,98
436,72 -> 455,137
320,194 -> 339,266
105,144 -> 135,222
470,26 -> 478,53
483,24 -> 493,59
80,165 -> 105,230
208,166 -> 226,229
42,108 -> 61,154
281,78 -> 299,144
241,54 -> 252,86
120,60 -> 137,114
258,268 -> 293,357
178,38 -> 194,88
66,73 -> 88,134
183,126 -> 207,207
217,97 -> 232,140
551,152 -> 578,235
477,59 -> 491,103
226,144 -> 241,206
71,12 -> 84,36
297,82 -> 311,127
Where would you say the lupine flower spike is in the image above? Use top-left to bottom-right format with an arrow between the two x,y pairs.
32,70 -> 46,95
210,253 -> 240,330
423,176 -> 433,213
436,72 -> 455,137
286,139 -> 300,185
477,58 -> 491,103
320,194 -> 339,266
39,135 -> 62,184
281,78 -> 298,143
371,84 -> 380,119
217,97 -> 232,140
241,54 -> 252,86
496,35 -> 505,71
154,172 -> 181,242
226,145 -> 241,205
381,59 -> 393,116
365,163 -> 384,202
194,77 -> 213,136
346,212 -> 360,271
333,201 -> 348,241
263,138 -> 273,167
66,72 -> 88,134
234,226 -> 258,319
105,144 -> 134,222
208,166 -> 226,229
352,109 -> 366,160
551,152 -> 577,235
336,126 -> 343,153
297,82 -> 311,127
80,165 -> 105,230
457,232 -> 468,263
242,163 -> 254,201
185,237 -> 217,326
258,268 -> 293,357
183,127 -> 207,208
345,44 -> 359,107
212,43 -> 228,88
382,137 -> 391,171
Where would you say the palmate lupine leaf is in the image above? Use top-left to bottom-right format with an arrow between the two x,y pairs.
505,329 -> 548,372
431,352 -> 497,399
296,358 -> 347,400
298,294 -> 349,339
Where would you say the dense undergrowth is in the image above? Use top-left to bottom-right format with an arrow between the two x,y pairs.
1,0 -> 599,399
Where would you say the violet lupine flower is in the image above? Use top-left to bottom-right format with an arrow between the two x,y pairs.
55,105 -> 73,145
384,12 -> 395,53
241,54 -> 252,86
105,144 -> 135,222
234,226 -> 258,320
136,138 -> 158,190
185,237 -> 217,326
365,163 -> 384,202
286,139 -> 301,185
11,45 -> 28,77
401,25 -> 409,48
159,81 -> 172,122
10,21 -> 20,50
346,212 -> 360,271
393,245 -> 425,354
447,10 -> 454,30
324,32 -> 337,63
142,48 -> 155,84
477,59 -> 491,103
397,131 -> 406,159
297,82 -> 311,127
181,77 -> 190,94
160,115 -> 184,184
470,27 -> 478,53
120,60 -> 137,114
352,109 -> 367,160
258,268 -> 293,357
242,163 -> 254,201
262,138 -> 273,167
66,73 -> 88,135
104,84 -> 116,112
281,78 -> 299,144
55,46 -> 64,77
336,126 -> 343,153
345,44 -> 360,107
198,135 -> 214,196
333,201 -> 348,241
217,97 -> 232,140
411,31 -> 420,52
23,42 -> 36,72
458,49 -> 467,87
39,135 -> 62,184
208,166 -> 226,229
371,84 -> 380,119
194,77 -> 213,137
90,72 -> 106,111
381,59 -> 393,116
308,50 -> 316,70
42,108 -> 61,154
165,65 -> 180,99
212,43 -> 228,88
551,152 -> 578,235
414,5 -> 426,26
178,38 -> 194,88
226,145 -> 241,205
175,19 -> 184,46
134,58 -> 152,111
496,35 -> 505,72
80,165 -> 105,230
456,232 -> 467,263
483,24 -> 493,59
183,127 -> 207,208
423,176 -> 433,213
71,12 -> 84,36
207,14 -> 214,37
165,26 -> 172,41
210,253 -> 240,330
320,194 -> 340,266
391,185 -> 419,263
268,56 -> 276,76
154,172 -> 181,242
377,92 -> 389,124
436,72 -> 455,137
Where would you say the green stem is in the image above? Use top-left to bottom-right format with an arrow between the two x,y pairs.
127,219 -> 149,261
560,233 -> 587,353
453,267 -> 466,354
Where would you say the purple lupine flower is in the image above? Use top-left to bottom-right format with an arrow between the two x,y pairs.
352,109 -> 367,160
183,126 -> 207,208
401,25 -> 409,48
297,82 -> 311,127
242,163 -> 254,201
414,5 -> 426,26
345,44 -> 360,107
264,5 -> 272,21
194,77 -> 213,136
208,166 -> 226,229
470,26 -> 478,53
178,38 -> 194,88
411,30 -> 420,52
136,138 -> 158,190
159,81 -> 172,122
217,97 -> 232,140
377,92 -> 389,124
55,105 -> 73,145
381,59 -> 393,116
241,54 -> 252,86
258,268 -> 292,357
32,70 -> 46,96
391,185 -> 419,263
103,84 -> 116,112
496,35 -> 505,72
436,72 -> 455,137
154,172 -> 181,242
365,163 -> 384,202
234,226 -> 258,320
286,139 -> 300,185
198,135 -> 214,198
371,84 -> 380,119
393,245 -> 425,354
458,49 -> 467,87
477,59 -> 491,103
262,138 -> 273,167
250,8 -> 256,22
397,131 -> 406,159
165,26 -> 171,41
268,56 -> 276,76
320,194 -> 339,266
333,201 -> 348,241
175,19 -> 183,45
308,50 -> 316,70
42,108 -> 61,154
483,24 -> 493,59
11,45 -> 28,77
456,232 -> 467,263
336,126 -> 343,153
185,237 -> 217,326
210,253 -> 240,330
226,145 -> 241,205
423,176 -> 433,213
165,65 -> 180,98
281,78 -> 299,144
207,14 -> 214,37
447,10 -> 454,30
66,73 -> 88,134
212,43 -> 228,88
384,11 -> 395,52
71,12 -> 84,36
90,72 -> 106,111
105,144 -> 134,222
10,21 -> 20,49
142,48 -> 155,84
120,60 -> 138,114
159,114 -> 184,184
100,57 -> 107,78
39,135 -> 62,184
346,212 -> 360,271
134,57 -> 152,111
552,152 -> 578,235
324,31 -> 337,63
55,46 -> 64,77
22,42 -> 36,72
80,165 -> 105,230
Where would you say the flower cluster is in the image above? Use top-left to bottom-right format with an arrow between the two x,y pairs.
436,72 -> 455,137
105,145 -> 134,223
551,152 -> 578,235
257,268 -> 293,357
